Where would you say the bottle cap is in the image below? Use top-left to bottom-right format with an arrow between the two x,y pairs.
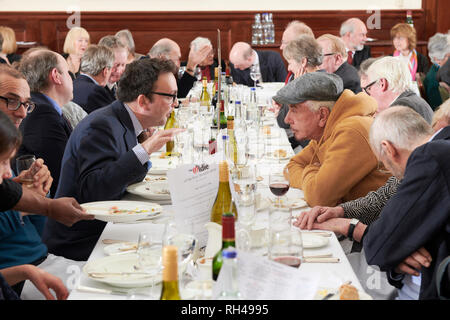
222,247 -> 237,259
251,87 -> 256,91
162,245 -> 178,281
222,134 -> 229,140
218,161 -> 229,182
235,100 -> 241,105
222,212 -> 235,239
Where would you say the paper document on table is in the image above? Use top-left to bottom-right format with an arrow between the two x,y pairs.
167,163 -> 219,247
214,250 -> 319,300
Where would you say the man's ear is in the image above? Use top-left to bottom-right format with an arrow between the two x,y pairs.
318,106 -> 330,128
50,68 -> 61,85
381,140 -> 398,159
136,94 -> 150,110
378,78 -> 389,92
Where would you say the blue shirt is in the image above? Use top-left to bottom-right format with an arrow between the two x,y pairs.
40,93 -> 62,116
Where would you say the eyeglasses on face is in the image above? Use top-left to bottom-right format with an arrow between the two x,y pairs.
0,96 -> 35,113
149,91 -> 178,103
322,53 -> 335,57
362,79 -> 379,95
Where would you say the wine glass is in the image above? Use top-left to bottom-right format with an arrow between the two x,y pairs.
16,154 -> 36,186
269,165 -> 290,207
250,64 -> 261,88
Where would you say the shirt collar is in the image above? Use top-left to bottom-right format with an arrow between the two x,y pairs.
430,128 -> 443,142
41,94 -> 62,116
123,103 -> 144,138
80,73 -> 99,86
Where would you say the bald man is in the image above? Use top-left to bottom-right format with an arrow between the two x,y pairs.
229,42 -> 287,87
148,38 -> 211,98
340,18 -> 371,69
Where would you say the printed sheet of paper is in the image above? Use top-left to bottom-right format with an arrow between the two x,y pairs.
213,250 -> 319,300
167,163 -> 219,247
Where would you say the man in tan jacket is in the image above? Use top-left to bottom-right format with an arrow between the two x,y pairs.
273,72 -> 390,207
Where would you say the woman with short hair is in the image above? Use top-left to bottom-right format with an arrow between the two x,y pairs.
62,27 -> 90,80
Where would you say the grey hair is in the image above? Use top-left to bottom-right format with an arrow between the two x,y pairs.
367,56 -> 414,93
370,106 -> 433,156
428,33 -> 450,61
19,50 -> 60,92
340,18 -> 364,37
190,37 -> 212,51
358,57 -> 381,78
98,35 -> 126,50
283,35 -> 323,67
80,45 -> 115,76
306,100 -> 335,112
148,42 -> 173,59
285,20 -> 315,38
115,29 -> 136,53
432,99 -> 450,128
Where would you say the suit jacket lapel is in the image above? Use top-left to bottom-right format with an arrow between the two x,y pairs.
256,51 -> 269,82
111,101 -> 137,152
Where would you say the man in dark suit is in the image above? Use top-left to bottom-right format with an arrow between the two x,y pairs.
317,34 -> 362,93
42,58 -> 183,261
229,42 -> 287,87
148,38 -> 212,98
18,50 -> 74,198
353,107 -> 450,300
340,18 -> 371,70
72,45 -> 115,114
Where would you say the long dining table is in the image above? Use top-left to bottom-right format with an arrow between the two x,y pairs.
68,83 -> 368,300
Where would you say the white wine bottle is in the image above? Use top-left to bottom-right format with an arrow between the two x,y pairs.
163,110 -> 176,154
210,161 -> 238,224
200,76 -> 211,110
160,245 -> 181,300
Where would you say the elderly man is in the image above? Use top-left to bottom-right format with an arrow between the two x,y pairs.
340,18 -> 371,69
72,45 -> 115,114
229,42 -> 287,87
42,58 -> 183,261
18,50 -> 73,198
365,56 -> 433,123
148,37 -> 211,98
317,34 -> 362,93
98,35 -> 128,101
275,72 -> 389,207
115,29 -> 145,63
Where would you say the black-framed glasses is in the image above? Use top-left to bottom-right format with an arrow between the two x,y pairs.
322,53 -> 335,57
149,91 -> 178,103
362,79 -> 379,95
0,96 -> 35,113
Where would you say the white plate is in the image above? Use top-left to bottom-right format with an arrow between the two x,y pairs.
104,243 -> 138,256
81,200 -> 162,223
298,233 -> 329,249
143,175 -> 168,183
126,181 -> 171,201
264,151 -> 291,161
148,158 -> 178,175
315,287 -> 373,300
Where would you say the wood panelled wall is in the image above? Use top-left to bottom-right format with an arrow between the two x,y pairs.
0,1 -> 448,63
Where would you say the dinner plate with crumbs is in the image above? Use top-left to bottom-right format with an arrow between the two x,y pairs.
81,201 -> 162,223
314,286 -> 372,300
126,181 -> 171,201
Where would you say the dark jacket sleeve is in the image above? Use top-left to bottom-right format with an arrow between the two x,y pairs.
177,72 -> 197,98
0,179 -> 22,211
418,52 -> 430,75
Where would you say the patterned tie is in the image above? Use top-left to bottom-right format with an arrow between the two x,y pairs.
347,51 -> 354,65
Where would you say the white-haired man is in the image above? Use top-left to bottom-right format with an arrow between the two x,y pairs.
364,56 -> 433,123
340,18 -> 371,69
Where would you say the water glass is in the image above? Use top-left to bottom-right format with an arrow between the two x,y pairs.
16,154 -> 36,185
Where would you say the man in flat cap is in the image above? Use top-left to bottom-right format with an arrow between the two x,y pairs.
275,72 -> 390,207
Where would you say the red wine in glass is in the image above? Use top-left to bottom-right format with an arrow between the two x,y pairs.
269,183 -> 290,196
273,256 -> 301,268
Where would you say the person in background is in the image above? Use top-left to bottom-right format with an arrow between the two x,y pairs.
358,57 -> 380,89
148,37 -> 211,98
437,58 -> 450,92
0,26 -> 21,65
72,45 -> 115,114
364,56 -> 433,124
423,33 -> 450,110
273,72 -> 390,207
432,99 -> 450,131
181,37 -> 224,82
62,27 -> 90,80
317,34 -> 362,93
390,23 -> 429,81
115,29 -> 145,64
98,35 -> 128,101
229,41 -> 287,87
340,18 -> 371,70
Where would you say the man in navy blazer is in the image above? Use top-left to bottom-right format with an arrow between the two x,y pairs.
42,58 -> 183,261
229,42 -> 287,87
340,18 -> 372,70
18,50 -> 74,198
347,107 -> 450,300
72,45 -> 115,114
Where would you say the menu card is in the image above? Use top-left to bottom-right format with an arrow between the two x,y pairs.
213,250 -> 319,300
167,163 -> 219,247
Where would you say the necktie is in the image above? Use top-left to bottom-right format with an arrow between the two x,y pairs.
347,51 -> 354,65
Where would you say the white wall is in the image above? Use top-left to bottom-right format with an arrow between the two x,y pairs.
0,0 -> 422,12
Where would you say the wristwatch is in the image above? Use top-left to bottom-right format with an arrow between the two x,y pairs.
347,218 -> 359,241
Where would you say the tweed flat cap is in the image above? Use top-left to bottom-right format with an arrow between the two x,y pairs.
272,72 -> 344,105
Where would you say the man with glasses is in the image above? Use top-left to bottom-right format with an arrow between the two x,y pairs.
364,56 -> 433,124
317,34 -> 362,93
18,50 -> 74,198
42,58 -> 183,261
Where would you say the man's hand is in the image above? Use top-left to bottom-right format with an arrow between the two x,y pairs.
395,247 -> 432,276
293,206 -> 345,230
47,197 -> 95,227
186,44 -> 213,72
141,128 -> 185,155
24,265 -> 68,300
13,158 -> 53,196
268,100 -> 282,116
